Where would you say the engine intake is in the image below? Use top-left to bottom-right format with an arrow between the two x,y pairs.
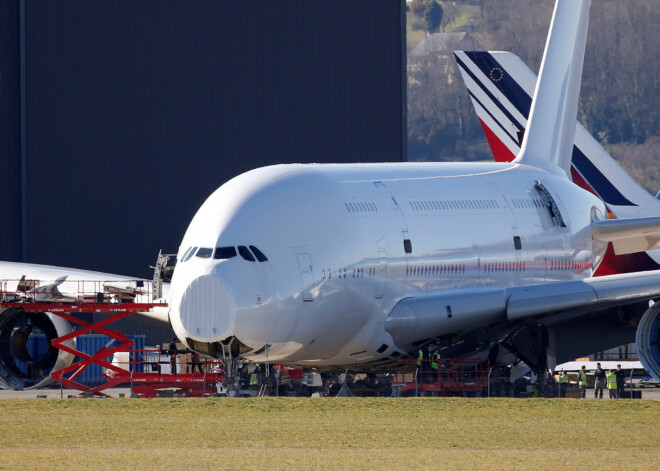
636,302 -> 660,381
0,308 -> 74,390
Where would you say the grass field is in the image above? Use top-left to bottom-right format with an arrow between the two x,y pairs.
1,398 -> 658,470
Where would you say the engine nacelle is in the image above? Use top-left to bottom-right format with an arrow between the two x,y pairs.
636,302 -> 660,381
0,308 -> 75,390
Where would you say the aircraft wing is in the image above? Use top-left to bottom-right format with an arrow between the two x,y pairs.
0,260 -> 171,390
0,261 -> 169,324
385,270 -> 660,347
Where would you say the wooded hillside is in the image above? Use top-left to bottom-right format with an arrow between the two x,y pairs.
408,0 -> 660,194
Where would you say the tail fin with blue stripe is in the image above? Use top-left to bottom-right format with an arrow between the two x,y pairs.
453,52 -> 660,219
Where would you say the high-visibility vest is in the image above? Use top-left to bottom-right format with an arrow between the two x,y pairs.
579,371 -> 588,386
607,372 -> 617,389
560,374 -> 569,384
250,373 -> 259,386
431,352 -> 440,370
417,350 -> 423,366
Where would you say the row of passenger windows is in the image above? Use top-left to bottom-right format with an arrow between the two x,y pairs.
511,198 -> 546,210
344,202 -> 379,213
344,196 -> 544,215
318,259 -> 584,281
550,260 -> 581,271
180,245 -> 268,263
321,267 -> 377,279
407,264 -> 466,276
409,199 -> 500,212
484,262 -> 526,273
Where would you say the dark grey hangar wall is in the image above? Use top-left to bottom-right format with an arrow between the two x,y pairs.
1,0 -> 406,278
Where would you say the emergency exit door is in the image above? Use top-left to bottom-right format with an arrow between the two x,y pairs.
296,253 -> 314,301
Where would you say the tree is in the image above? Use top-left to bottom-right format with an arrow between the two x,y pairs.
424,1 -> 444,34
410,1 -> 425,18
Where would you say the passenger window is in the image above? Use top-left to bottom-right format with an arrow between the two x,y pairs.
196,247 -> 213,258
249,245 -> 268,262
238,246 -> 256,262
214,246 -> 237,259
183,247 -> 198,262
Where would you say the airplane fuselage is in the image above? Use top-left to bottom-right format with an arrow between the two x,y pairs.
169,162 -> 606,367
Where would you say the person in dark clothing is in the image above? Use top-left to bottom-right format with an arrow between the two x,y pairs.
190,351 -> 204,374
593,363 -> 606,398
614,364 -> 626,398
169,338 -> 178,375
544,371 -> 556,398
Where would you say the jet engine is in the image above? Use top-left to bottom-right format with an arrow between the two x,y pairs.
0,308 -> 74,390
637,302 -> 660,381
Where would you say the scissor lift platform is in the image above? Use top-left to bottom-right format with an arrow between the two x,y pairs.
392,358 -> 489,396
0,278 -> 223,397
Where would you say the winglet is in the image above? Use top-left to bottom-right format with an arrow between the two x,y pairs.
514,0 -> 591,178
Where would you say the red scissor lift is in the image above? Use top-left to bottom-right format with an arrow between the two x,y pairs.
124,349 -> 224,398
392,358 -> 490,396
0,278 -> 223,397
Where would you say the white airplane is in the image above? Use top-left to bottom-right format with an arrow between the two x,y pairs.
2,0 -> 660,391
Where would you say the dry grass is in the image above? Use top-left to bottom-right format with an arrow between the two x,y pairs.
0,397 -> 658,470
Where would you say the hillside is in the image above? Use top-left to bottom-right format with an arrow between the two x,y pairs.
407,0 -> 660,195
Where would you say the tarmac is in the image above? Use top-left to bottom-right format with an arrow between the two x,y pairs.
0,386 -> 659,399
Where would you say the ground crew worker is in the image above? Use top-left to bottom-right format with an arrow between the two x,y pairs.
559,371 -> 570,389
614,364 -> 626,398
544,371 -> 556,398
578,365 -> 588,398
250,369 -> 259,389
593,363 -> 606,399
417,349 -> 426,384
190,351 -> 204,374
430,350 -> 440,383
607,370 -> 618,398
168,338 -> 178,375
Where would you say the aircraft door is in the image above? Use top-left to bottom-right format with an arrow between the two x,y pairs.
376,248 -> 387,298
296,253 -> 314,302
373,182 -> 408,232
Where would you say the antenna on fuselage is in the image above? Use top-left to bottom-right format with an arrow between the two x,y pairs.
514,0 -> 591,179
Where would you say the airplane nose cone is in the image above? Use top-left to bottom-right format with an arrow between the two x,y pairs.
178,274 -> 235,340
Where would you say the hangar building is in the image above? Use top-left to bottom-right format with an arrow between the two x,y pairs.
0,0 -> 406,282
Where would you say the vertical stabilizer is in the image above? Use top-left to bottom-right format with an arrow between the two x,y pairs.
514,0 -> 591,178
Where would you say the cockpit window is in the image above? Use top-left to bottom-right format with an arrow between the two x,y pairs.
180,247 -> 193,261
182,247 -> 197,262
249,245 -> 268,262
214,246 -> 237,259
238,246 -> 256,262
196,247 -> 213,258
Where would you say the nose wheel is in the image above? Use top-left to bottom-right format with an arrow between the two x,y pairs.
217,336 -> 245,395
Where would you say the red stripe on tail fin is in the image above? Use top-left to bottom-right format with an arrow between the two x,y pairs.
478,119 -> 516,163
